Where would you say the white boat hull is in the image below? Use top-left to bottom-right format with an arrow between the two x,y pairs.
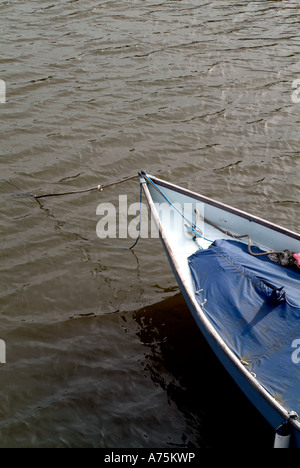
140,172 -> 300,448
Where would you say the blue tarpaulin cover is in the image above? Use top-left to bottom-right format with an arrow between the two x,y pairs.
188,239 -> 300,415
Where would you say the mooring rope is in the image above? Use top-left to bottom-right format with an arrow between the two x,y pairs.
34,174 -> 139,199
1,174 -> 141,250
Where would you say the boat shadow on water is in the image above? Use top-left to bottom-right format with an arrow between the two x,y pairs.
132,293 -> 274,448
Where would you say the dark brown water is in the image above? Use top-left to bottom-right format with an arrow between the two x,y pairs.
0,0 -> 299,448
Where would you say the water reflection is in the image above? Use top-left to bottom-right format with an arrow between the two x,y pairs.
133,293 -> 274,448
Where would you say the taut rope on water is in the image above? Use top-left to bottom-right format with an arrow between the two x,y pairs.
34,174 -> 139,199
1,174 -> 141,250
1,174 -> 139,200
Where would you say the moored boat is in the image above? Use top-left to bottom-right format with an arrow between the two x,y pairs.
139,171 -> 300,448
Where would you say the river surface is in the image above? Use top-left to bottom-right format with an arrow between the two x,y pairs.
0,0 -> 299,448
